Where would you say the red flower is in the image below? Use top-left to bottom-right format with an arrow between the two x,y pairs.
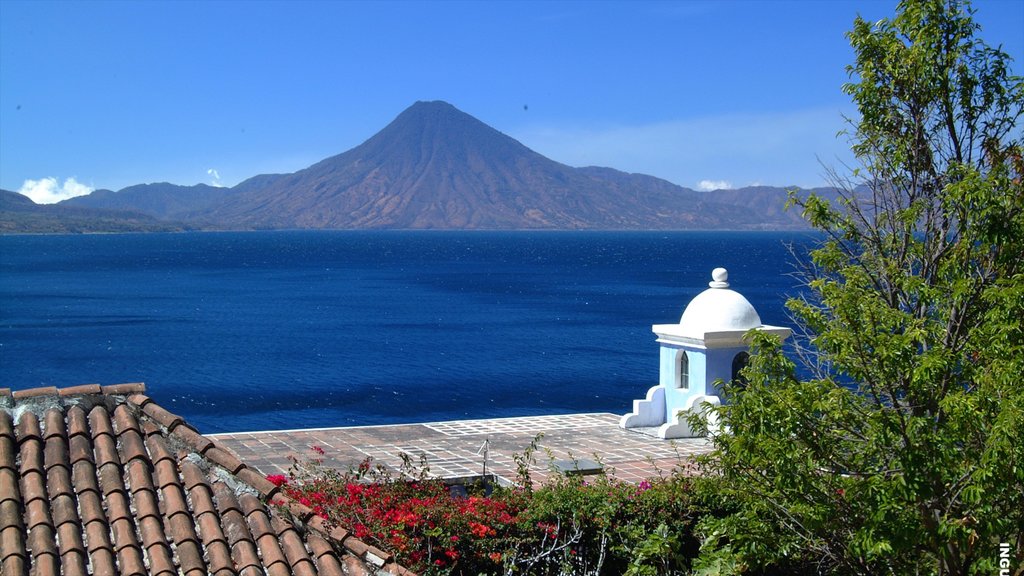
266,474 -> 288,487
310,445 -> 325,455
469,522 -> 492,538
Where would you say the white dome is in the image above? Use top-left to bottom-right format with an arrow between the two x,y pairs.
677,268 -> 762,338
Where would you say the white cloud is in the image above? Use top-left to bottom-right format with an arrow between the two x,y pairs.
697,179 -> 732,191
18,177 -> 94,204
207,168 -> 224,187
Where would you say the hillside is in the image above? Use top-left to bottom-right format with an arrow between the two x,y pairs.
198,101 -> 772,229
0,189 -> 188,234
25,101 -> 830,232
63,182 -> 239,221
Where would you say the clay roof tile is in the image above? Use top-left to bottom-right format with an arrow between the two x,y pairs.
1,556 -> 27,576
172,424 -> 214,454
239,494 -> 293,575
113,404 -> 143,435
68,434 -> 93,466
204,539 -> 236,575
0,465 -> 18,505
16,411 -> 42,444
55,522 -> 88,575
274,516 -> 319,576
341,533 -> 371,558
13,386 -> 59,400
0,524 -> 25,553
212,481 -> 244,517
344,555 -> 372,576
2,384 -> 414,576
0,499 -> 22,532
205,445 -> 245,474
179,459 -> 208,487
71,460 -> 102,510
287,500 -> 315,523
0,446 -> 13,481
138,516 -> 176,575
126,392 -> 152,408
141,402 -> 184,431
97,463 -> 126,498
26,521 -> 59,567
144,433 -> 175,466
327,525 -> 351,545
58,384 -> 102,397
186,472 -> 235,576
19,469 -> 46,507
46,472 -> 74,506
0,505 -> 26,563
45,439 -> 73,481
109,511 -> 140,552
308,534 -> 347,576
174,539 -> 208,576
87,406 -> 115,445
0,411 -> 13,440
48,494 -> 79,529
100,383 -> 146,395
124,458 -> 157,495
160,484 -> 190,518
42,408 -> 67,440
77,494 -> 105,530
114,544 -> 148,576
24,499 -> 52,532
83,520 -> 117,571
128,483 -> 161,525
65,406 -> 90,439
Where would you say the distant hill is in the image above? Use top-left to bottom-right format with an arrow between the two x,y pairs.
9,100 -> 837,233
200,101 -> 829,230
63,182 -> 239,222
1,189 -> 188,234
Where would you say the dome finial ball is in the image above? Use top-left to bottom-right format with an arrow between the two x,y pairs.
710,267 -> 729,288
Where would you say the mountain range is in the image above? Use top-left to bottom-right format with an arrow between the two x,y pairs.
3,101 -> 832,232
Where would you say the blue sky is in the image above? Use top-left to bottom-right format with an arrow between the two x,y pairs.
2,0 -> 1021,203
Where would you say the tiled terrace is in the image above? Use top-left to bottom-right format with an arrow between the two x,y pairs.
211,413 -> 713,485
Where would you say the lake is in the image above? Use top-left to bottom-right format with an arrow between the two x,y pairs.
0,230 -> 817,433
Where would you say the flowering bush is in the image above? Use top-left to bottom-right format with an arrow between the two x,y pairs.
272,443 -> 702,575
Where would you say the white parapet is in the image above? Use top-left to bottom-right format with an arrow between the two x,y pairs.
619,385 -> 666,429
657,394 -> 721,439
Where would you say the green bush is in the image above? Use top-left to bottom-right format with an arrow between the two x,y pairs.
273,445 -> 702,575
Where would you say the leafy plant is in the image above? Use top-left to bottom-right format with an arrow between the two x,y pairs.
693,1 -> 1024,574
274,445 -> 702,575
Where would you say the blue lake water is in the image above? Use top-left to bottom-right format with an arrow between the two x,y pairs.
0,231 -> 817,433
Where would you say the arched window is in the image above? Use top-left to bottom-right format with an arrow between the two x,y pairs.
732,352 -> 750,386
676,350 -> 689,389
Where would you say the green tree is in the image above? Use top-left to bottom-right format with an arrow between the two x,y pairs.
693,1 -> 1023,574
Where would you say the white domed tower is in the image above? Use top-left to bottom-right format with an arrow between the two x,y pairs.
620,268 -> 791,439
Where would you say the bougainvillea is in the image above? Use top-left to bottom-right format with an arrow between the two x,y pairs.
272,446 -> 702,575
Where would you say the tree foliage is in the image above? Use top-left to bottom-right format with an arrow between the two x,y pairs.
694,1 -> 1023,574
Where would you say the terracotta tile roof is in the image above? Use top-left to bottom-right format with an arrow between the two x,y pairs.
0,384 -> 416,576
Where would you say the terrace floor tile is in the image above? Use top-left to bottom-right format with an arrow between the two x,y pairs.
210,413 -> 712,485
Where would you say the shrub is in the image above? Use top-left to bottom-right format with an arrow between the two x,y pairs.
273,445 -> 702,575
